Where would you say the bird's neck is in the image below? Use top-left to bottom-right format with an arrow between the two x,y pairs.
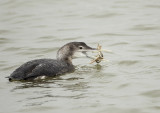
56,47 -> 73,65
57,56 -> 73,65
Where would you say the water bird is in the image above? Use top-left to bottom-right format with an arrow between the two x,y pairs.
7,42 -> 96,81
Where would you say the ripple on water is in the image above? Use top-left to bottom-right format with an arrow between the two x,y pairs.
130,25 -> 160,31
87,12 -> 121,18
109,42 -> 129,46
0,61 -> 7,67
0,37 -> 10,45
37,36 -> 57,42
141,90 -> 160,98
37,36 -> 80,43
17,47 -> 57,55
92,33 -> 135,37
118,60 -> 140,66
145,5 -> 160,9
0,30 -> 12,34
118,83 -> 130,89
3,47 -> 21,52
1,64 -> 19,71
141,44 -> 160,49
57,28 -> 81,31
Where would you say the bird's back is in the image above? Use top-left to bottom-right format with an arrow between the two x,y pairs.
9,59 -> 75,81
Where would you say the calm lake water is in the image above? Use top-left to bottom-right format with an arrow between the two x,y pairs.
0,0 -> 160,113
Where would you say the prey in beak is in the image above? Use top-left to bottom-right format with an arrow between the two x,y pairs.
71,42 -> 111,64
89,44 -> 111,64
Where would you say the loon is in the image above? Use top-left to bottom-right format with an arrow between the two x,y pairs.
8,42 -> 96,81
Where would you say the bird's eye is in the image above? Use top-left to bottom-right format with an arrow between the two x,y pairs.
79,46 -> 83,49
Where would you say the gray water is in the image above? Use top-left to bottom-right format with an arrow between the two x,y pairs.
0,0 -> 160,113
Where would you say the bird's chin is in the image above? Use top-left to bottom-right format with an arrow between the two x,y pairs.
72,51 -> 88,59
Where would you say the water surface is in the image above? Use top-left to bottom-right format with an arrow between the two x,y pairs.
0,0 -> 160,113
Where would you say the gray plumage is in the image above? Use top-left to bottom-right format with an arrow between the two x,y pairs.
8,42 -> 95,81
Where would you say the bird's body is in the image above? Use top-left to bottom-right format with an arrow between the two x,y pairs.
9,59 -> 74,81
8,42 -> 95,81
